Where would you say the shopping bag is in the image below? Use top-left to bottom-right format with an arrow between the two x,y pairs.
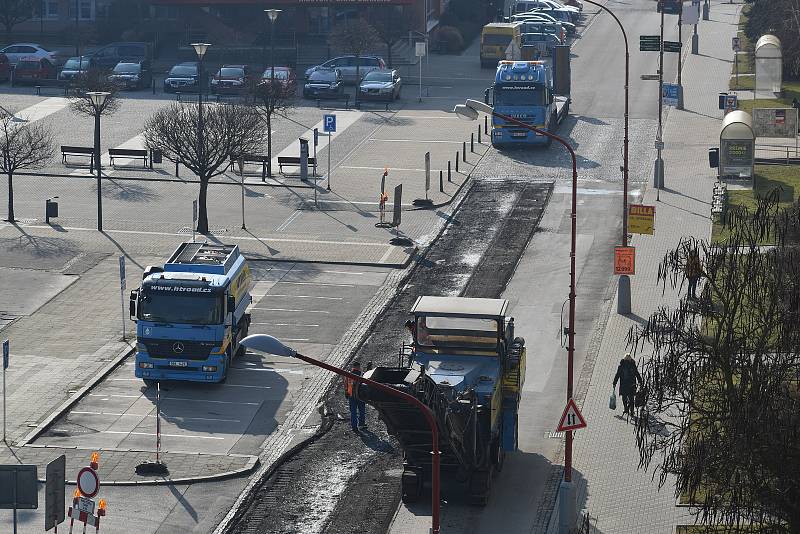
609,390 -> 617,410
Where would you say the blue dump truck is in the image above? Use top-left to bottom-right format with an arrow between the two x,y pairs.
488,52 -> 571,147
129,242 -> 253,383
360,296 -> 526,505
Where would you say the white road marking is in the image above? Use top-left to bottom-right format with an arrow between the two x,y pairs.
282,338 -> 310,342
255,308 -> 330,314
71,411 -> 241,423
103,430 -> 225,440
14,97 -> 69,122
217,384 -> 273,389
90,393 -> 140,398
109,378 -> 141,381
368,138 -> 464,144
340,165 -> 430,173
320,270 -> 365,275
88,393 -> 260,406
263,294 -> 343,300
231,366 -> 305,374
379,246 -> 396,264
251,322 -> 320,327
276,210 -> 302,231
277,281 -> 355,287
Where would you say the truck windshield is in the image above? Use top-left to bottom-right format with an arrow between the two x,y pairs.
494,86 -> 546,107
139,290 -> 223,325
415,316 -> 499,352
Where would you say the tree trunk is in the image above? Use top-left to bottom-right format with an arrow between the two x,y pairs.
266,112 -> 272,180
6,171 -> 14,223
197,176 -> 209,234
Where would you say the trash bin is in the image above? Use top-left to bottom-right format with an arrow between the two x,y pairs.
151,149 -> 163,164
45,198 -> 58,224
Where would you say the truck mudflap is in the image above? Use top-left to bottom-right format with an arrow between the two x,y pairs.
555,96 -> 571,124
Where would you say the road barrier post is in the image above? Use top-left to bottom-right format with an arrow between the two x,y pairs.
439,170 -> 444,193
462,142 -> 466,162
448,161 -> 452,182
455,152 -> 459,173
471,133 -> 475,153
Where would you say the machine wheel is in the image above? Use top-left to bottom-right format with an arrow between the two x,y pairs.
468,469 -> 491,506
401,468 -> 423,503
235,318 -> 250,358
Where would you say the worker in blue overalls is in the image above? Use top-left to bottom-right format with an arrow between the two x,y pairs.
344,361 -> 366,432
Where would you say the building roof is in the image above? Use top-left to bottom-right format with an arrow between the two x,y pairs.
411,296 -> 509,318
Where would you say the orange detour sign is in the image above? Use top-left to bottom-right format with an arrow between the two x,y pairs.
628,204 -> 655,235
614,246 -> 635,275
557,398 -> 587,432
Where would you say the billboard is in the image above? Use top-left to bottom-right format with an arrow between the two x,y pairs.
720,139 -> 754,177
753,108 -> 798,138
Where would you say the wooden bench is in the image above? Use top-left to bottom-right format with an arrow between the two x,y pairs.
230,154 -> 270,180
316,94 -> 350,110
34,79 -> 67,96
356,100 -> 391,112
109,148 -> 149,168
711,181 -> 728,222
278,156 -> 317,175
61,145 -> 94,166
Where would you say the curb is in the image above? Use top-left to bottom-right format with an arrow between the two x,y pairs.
16,170 -> 314,189
17,342 -> 134,447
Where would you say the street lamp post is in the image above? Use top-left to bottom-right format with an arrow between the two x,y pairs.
264,10 -> 281,86
454,98 -> 579,533
581,0 -> 632,314
87,91 -> 110,232
191,43 -> 210,232
240,334 -> 441,534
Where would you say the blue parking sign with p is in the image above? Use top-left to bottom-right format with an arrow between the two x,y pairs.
323,114 -> 336,133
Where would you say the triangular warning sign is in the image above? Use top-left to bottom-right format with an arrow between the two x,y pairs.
557,398 -> 587,432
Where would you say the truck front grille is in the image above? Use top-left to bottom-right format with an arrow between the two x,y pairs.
143,339 -> 214,360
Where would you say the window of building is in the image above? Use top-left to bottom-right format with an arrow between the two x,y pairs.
46,1 -> 59,18
95,1 -> 111,18
68,0 -> 95,20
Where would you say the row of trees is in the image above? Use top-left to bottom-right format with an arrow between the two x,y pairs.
630,193 -> 800,532
743,0 -> 800,77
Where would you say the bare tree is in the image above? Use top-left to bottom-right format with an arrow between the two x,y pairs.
0,0 -> 33,38
247,78 -> 295,179
628,192 -> 800,533
67,69 -> 122,117
367,7 -> 412,68
328,19 -> 381,102
143,102 -> 266,234
0,110 -> 54,222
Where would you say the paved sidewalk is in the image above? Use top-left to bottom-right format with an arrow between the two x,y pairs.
555,2 -> 743,532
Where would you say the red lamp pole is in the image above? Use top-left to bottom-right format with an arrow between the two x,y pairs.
581,0 -> 630,247
290,351 -> 441,534
490,111 -> 577,482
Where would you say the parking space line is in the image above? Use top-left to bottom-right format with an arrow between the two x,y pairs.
71,411 -> 242,423
251,322 -> 320,327
263,294 -> 343,300
379,246 -> 396,264
254,308 -> 330,313
277,281 -> 355,287
231,366 -> 304,374
218,384 -> 272,390
109,378 -> 141,381
160,397 -> 261,406
368,138 -> 463,144
276,210 -> 302,231
90,393 -> 140,398
282,338 -> 310,342
103,430 -> 225,440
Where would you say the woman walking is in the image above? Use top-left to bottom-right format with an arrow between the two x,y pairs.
613,353 -> 643,417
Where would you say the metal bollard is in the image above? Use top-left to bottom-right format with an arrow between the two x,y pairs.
478,125 -> 482,144
440,170 -> 444,193
471,133 -> 475,153
455,152 -> 459,173
152,79 -> 156,95
484,116 -> 488,135
175,161 -> 179,177
448,161 -> 452,182
462,142 -> 466,163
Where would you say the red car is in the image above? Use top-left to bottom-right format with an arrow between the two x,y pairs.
261,66 -> 296,91
0,53 -> 10,82
13,57 -> 57,84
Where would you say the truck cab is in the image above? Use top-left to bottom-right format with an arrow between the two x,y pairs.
129,242 -> 253,383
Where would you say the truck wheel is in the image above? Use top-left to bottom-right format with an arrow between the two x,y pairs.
236,320 -> 249,358
491,436 -> 505,473
401,468 -> 422,503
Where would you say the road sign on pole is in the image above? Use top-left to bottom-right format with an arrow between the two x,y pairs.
662,83 -> 681,106
639,35 -> 661,52
614,246 -> 636,275
732,36 -> 741,52
119,256 -> 126,341
662,40 -> 682,53
416,41 -> 426,102
322,113 -> 336,133
557,398 -> 587,432
0,464 -> 38,534
628,204 -> 656,235
77,467 -> 99,498
44,454 -> 66,532
424,152 -> 431,201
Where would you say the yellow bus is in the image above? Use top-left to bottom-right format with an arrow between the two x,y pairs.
480,22 -> 522,68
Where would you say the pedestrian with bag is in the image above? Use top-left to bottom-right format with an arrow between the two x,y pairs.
685,249 -> 703,300
344,361 -> 366,431
613,353 -> 643,417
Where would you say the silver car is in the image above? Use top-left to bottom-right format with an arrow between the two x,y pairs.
305,55 -> 386,85
359,70 -> 402,101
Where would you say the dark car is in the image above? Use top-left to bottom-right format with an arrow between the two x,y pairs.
163,62 -> 199,93
12,57 -> 57,84
0,53 -> 10,82
107,60 -> 152,90
303,68 -> 343,99
261,66 -> 296,92
88,42 -> 151,70
58,56 -> 96,83
210,64 -> 251,94
359,69 -> 401,101
304,55 -> 385,85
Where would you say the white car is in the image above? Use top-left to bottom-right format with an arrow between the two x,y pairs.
0,43 -> 58,66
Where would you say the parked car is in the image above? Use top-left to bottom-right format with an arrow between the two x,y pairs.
562,0 -> 583,9
304,55 -> 385,85
359,69 -> 401,101
107,60 -> 152,90
210,64 -> 251,94
513,0 -> 579,19
261,66 -> 296,91
0,53 -> 10,82
58,56 -> 96,83
88,42 -> 151,70
12,57 -> 57,84
303,68 -> 344,99
528,7 -> 578,25
520,21 -> 565,43
512,12 -> 576,35
163,62 -> 199,93
521,32 -> 562,55
0,43 -> 58,66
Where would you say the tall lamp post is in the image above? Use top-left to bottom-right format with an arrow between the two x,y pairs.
582,0 -> 632,314
240,334 -> 442,534
264,9 -> 281,84
454,98 -> 579,533
87,91 -> 110,232
191,43 -> 210,232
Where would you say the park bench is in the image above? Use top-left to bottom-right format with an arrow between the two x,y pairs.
355,100 -> 391,112
316,94 -> 350,110
61,145 -> 94,167
278,156 -> 317,175
34,79 -> 67,96
230,154 -> 270,180
711,181 -> 729,222
109,148 -> 149,168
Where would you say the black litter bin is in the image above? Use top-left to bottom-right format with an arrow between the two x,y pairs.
45,198 -> 58,224
151,149 -> 163,164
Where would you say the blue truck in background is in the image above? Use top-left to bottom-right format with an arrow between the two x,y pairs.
488,54 -> 571,147
129,242 -> 253,383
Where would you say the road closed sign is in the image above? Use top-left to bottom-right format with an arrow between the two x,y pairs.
614,246 -> 636,275
629,204 -> 655,235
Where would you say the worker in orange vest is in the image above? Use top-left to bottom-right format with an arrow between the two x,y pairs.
345,361 -> 366,431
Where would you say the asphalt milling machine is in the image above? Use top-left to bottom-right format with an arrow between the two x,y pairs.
360,296 -> 526,505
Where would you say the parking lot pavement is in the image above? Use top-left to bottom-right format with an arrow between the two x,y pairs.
33,263 -> 390,460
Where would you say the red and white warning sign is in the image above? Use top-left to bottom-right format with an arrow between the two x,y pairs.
77,467 -> 99,498
557,398 -> 587,432
66,452 -> 107,533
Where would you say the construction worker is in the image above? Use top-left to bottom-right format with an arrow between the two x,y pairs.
345,361 -> 366,431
